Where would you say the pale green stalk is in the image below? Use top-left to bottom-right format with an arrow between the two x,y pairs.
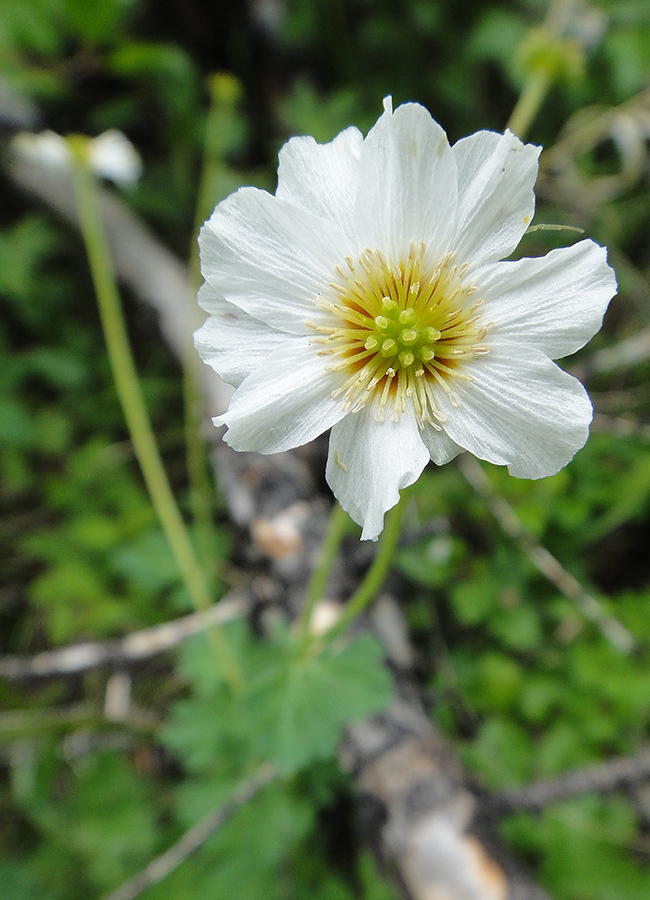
183,81 -> 232,573
507,69 -> 551,140
297,501 -> 350,640
317,490 -> 409,647
69,141 -> 243,691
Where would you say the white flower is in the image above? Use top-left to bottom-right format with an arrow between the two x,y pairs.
13,128 -> 142,187
195,97 -> 616,540
86,129 -> 142,186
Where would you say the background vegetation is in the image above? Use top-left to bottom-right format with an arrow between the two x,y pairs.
2,0 -> 650,898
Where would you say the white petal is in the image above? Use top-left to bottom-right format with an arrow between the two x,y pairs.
199,187 -> 350,335
89,130 -> 142,186
420,425 -> 464,466
326,402 -> 430,541
13,130 -> 70,169
437,340 -> 593,478
217,339 -> 347,454
353,101 -> 457,262
194,284 -> 285,388
276,127 -> 363,239
452,129 -> 540,267
478,240 -> 617,359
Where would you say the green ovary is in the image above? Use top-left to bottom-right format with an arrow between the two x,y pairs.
365,300 -> 441,370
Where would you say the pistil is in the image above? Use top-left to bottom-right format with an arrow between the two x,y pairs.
312,243 -> 488,425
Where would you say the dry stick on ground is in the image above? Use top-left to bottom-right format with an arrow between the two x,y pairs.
495,744 -> 650,814
100,763 -> 277,900
11,152 -> 556,900
592,412 -> 650,443
0,594 -> 247,680
580,326 -> 650,377
458,455 -> 635,654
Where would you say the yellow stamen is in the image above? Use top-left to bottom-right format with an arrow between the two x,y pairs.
313,244 -> 486,423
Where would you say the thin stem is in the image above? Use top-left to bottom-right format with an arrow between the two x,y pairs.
507,69 -> 550,140
183,79 -> 231,574
297,501 -> 350,639
69,144 -> 243,692
319,490 -> 409,646
182,331 -> 218,572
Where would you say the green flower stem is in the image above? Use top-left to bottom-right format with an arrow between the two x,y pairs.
318,489 -> 409,647
184,74 -> 243,574
507,69 -> 550,140
182,352 -> 217,572
183,82 -> 230,574
69,143 -> 243,692
297,501 -> 350,640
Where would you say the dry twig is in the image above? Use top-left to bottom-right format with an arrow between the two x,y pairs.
0,595 -> 247,680
592,412 -> 650,443
101,763 -> 277,900
496,745 -> 650,813
459,455 -> 635,653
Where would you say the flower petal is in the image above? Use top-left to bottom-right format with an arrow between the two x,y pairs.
437,340 -> 593,478
353,98 -> 457,262
194,284 -> 285,388
420,425 -> 464,466
452,129 -> 540,267
199,187 -> 350,335
478,240 -> 617,359
276,127 -> 363,239
326,401 -> 430,541
217,339 -> 347,453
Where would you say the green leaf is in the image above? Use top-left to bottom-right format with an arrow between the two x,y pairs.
244,634 -> 394,774
464,718 -> 532,788
0,860 -> 58,900
110,528 -> 182,593
147,781 -> 313,900
62,0 -> 135,43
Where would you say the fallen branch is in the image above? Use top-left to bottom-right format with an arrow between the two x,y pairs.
495,744 -> 650,813
592,412 -> 650,443
0,595 -> 247,680
459,455 -> 635,654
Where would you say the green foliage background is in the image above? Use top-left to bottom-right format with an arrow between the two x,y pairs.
2,0 -> 650,898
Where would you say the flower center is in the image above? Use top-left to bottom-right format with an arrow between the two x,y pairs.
311,242 -> 488,426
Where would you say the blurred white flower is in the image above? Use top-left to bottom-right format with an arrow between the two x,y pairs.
195,97 -> 616,540
13,128 -> 142,186
86,129 -> 142,186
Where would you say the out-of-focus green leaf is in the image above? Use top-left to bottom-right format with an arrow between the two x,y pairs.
244,633 -> 394,773
62,0 -> 136,44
